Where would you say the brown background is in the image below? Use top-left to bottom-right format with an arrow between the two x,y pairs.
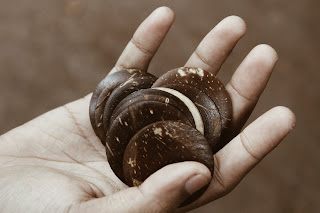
0,0 -> 319,212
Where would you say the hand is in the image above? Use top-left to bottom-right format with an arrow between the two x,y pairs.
0,7 -> 295,213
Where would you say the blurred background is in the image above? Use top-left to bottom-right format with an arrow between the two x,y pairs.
0,0 -> 319,212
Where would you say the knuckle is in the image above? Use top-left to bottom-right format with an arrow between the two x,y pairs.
239,131 -> 259,161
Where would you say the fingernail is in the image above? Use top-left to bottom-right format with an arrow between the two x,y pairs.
185,174 -> 211,195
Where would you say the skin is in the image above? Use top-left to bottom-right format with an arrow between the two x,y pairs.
0,7 -> 295,213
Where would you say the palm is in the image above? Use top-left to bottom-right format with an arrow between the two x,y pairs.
0,95 -> 126,211
0,7 -> 295,213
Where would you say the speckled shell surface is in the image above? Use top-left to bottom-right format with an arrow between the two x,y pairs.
123,121 -> 214,205
106,100 -> 191,182
89,69 -> 154,141
109,89 -> 196,129
160,83 -> 222,153
152,67 -> 232,137
103,75 -> 157,132
89,67 -> 233,205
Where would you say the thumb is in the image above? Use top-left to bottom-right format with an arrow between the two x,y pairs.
75,162 -> 211,213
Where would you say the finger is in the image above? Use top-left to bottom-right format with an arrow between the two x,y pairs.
226,44 -> 279,133
75,162 -> 211,213
184,16 -> 246,74
179,107 -> 296,211
212,106 -> 296,196
109,7 -> 175,74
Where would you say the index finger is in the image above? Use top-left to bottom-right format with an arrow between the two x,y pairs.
109,7 -> 175,74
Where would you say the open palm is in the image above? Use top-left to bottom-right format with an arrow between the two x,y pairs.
0,7 -> 295,213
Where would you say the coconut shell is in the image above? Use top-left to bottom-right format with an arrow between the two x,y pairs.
103,75 -> 157,133
123,121 -> 214,205
153,67 -> 232,134
89,69 -> 154,141
106,100 -> 191,182
110,89 -> 196,130
158,83 -> 222,154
